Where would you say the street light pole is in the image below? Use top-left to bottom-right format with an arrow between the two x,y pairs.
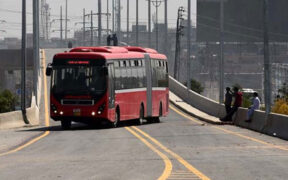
90,10 -> 93,46
219,0 -> 224,103
136,0 -> 139,46
65,0 -> 68,41
148,0 -> 151,47
33,0 -> 40,106
21,0 -> 29,124
263,0 -> 271,114
127,0 -> 129,44
60,6 -> 63,43
112,0 -> 115,32
107,0 -> 109,35
187,0 -> 191,90
152,0 -> 162,51
98,0 -> 102,45
164,0 -> 168,54
83,8 -> 86,45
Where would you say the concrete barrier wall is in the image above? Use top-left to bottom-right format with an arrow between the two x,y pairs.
169,76 -> 288,140
169,76 -> 226,117
0,95 -> 39,129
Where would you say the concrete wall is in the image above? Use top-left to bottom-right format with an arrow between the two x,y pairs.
169,76 -> 288,140
0,95 -> 39,129
0,49 -> 43,129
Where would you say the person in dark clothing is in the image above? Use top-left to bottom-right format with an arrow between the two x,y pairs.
224,87 -> 233,114
220,87 -> 243,122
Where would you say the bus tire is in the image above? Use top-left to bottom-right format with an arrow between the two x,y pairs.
112,109 -> 120,128
61,120 -> 71,130
153,103 -> 162,123
136,106 -> 144,125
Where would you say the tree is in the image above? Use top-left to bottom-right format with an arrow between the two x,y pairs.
0,89 -> 17,113
185,79 -> 205,94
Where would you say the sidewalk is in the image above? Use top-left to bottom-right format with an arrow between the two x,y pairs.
169,92 -> 226,125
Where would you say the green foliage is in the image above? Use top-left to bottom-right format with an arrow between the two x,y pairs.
242,93 -> 252,108
0,89 -> 18,113
184,79 -> 205,94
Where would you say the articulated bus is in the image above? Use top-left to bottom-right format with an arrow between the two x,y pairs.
46,46 -> 169,129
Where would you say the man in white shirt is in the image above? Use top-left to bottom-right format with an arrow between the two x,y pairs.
245,92 -> 261,122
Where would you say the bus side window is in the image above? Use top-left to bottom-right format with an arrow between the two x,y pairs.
115,66 -> 121,90
132,66 -> 138,89
126,62 -> 132,89
120,65 -> 127,89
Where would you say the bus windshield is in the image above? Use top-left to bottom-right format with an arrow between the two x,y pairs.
51,66 -> 107,97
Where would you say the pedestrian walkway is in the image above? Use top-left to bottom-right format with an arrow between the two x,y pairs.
169,92 -> 225,125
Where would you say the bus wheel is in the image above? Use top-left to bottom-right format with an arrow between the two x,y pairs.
112,110 -> 120,128
136,106 -> 144,125
153,104 -> 162,123
61,120 -> 71,130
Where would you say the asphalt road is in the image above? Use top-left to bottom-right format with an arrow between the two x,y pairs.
0,49 -> 288,180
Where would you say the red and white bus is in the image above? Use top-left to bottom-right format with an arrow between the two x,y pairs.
46,46 -> 169,129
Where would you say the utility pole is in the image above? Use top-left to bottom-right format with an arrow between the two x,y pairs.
164,0 -> 168,54
136,0 -> 139,46
187,0 -> 191,90
127,0 -> 129,44
152,0 -> 162,51
219,0 -> 224,103
116,0 -> 121,41
112,0 -> 115,32
83,8 -> 86,45
263,0 -> 271,114
21,0 -> 29,124
148,0 -> 151,47
33,0 -> 40,105
107,0 -> 109,35
65,0 -> 68,41
98,0 -> 102,45
90,10 -> 93,46
60,6 -> 63,42
174,7 -> 185,80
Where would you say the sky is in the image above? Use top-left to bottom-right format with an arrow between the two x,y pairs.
0,0 -> 196,39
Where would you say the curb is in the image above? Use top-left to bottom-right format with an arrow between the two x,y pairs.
169,100 -> 232,125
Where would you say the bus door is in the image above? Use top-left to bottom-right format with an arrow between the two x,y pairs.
108,63 -> 115,108
144,54 -> 152,117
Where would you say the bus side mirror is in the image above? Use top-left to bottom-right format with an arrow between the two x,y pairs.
46,64 -> 52,76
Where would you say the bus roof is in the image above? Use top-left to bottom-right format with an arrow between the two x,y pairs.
53,46 -> 167,60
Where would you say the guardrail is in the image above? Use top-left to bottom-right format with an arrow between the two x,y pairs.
169,76 -> 288,140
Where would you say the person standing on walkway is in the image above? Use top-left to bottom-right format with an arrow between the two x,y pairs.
220,87 -> 243,122
224,87 -> 233,114
245,92 -> 261,122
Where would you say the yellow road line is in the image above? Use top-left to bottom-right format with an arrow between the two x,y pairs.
125,127 -> 172,180
0,49 -> 50,157
170,106 -> 203,125
170,105 -> 288,152
132,126 -> 211,180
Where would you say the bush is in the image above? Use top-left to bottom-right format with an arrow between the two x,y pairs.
184,79 -> 204,94
272,98 -> 288,115
0,89 -> 18,113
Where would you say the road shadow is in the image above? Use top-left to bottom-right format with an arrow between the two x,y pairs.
20,119 -> 162,132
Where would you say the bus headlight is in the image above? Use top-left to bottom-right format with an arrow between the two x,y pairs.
91,112 -> 96,116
